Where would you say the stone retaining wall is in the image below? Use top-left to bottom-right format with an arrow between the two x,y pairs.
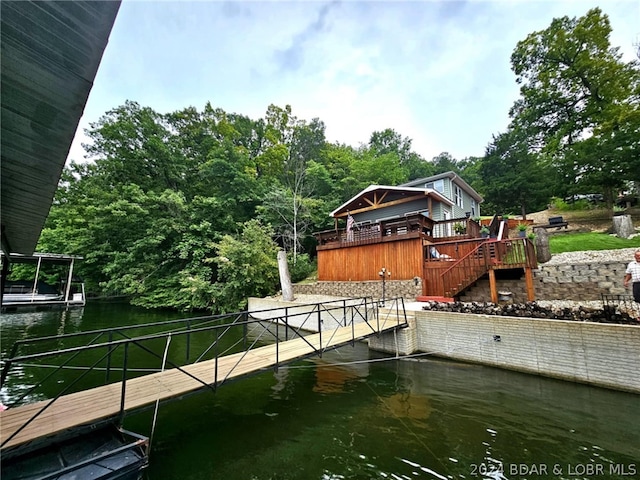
295,279 -> 422,300
459,260 -> 627,302
369,310 -> 640,393
296,260 -> 628,302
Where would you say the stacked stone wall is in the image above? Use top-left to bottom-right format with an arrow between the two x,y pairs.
459,261 -> 628,302
296,260 -> 628,302
295,279 -> 422,300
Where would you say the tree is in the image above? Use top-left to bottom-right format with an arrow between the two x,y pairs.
431,152 -> 461,175
369,128 -> 433,180
211,220 -> 280,313
509,8 -> 640,196
40,101 -> 277,311
479,129 -> 554,218
85,101 -> 184,192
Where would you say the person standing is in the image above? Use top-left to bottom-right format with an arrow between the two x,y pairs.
623,249 -> 640,306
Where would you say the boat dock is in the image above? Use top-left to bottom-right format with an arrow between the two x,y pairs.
1,253 -> 86,311
1,298 -> 408,453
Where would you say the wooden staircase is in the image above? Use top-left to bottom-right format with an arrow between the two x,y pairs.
423,238 -> 536,298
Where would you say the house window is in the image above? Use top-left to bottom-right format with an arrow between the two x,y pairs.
425,179 -> 444,194
455,185 -> 463,208
471,200 -> 477,217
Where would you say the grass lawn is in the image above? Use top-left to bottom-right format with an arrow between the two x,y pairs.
549,232 -> 640,254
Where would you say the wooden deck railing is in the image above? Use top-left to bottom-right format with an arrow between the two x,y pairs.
441,238 -> 536,297
423,238 -> 537,297
315,215 -> 481,250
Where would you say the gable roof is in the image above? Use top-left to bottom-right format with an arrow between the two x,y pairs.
330,185 -> 453,218
401,171 -> 484,203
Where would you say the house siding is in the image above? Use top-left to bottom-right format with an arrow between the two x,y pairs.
353,198 -> 430,224
404,173 -> 481,219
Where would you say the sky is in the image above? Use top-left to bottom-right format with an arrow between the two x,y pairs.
68,0 -> 640,165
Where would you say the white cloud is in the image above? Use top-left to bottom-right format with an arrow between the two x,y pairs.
67,0 -> 640,165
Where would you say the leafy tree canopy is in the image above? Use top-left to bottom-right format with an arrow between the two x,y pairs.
35,10 -> 637,311
509,7 -> 640,200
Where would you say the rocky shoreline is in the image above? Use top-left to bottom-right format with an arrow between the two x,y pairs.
420,300 -> 640,325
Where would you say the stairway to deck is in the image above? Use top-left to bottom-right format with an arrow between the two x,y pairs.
424,238 -> 536,299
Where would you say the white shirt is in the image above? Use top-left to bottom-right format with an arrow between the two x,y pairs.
626,260 -> 640,282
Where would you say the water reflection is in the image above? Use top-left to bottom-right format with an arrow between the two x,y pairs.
1,306 -> 639,479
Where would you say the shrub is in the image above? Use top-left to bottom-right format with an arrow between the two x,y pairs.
288,253 -> 316,283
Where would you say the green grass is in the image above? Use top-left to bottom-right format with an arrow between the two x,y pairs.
549,232 -> 640,254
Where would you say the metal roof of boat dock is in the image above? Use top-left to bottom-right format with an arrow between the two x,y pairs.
1,1 -> 121,256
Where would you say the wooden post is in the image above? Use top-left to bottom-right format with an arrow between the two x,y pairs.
0,255 -> 8,307
489,269 -> 498,303
525,267 -> 535,301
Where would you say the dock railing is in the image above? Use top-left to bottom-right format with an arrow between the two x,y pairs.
0,297 -> 408,449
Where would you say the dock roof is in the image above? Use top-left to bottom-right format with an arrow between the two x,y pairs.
1,1 -> 120,255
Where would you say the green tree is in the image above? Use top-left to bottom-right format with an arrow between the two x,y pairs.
86,101 -> 184,192
40,101 -> 280,311
509,7 -> 640,196
479,129 -> 554,218
211,220 -> 280,313
431,152 -> 461,175
369,128 -> 433,180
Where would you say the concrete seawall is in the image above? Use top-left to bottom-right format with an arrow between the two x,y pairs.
369,310 -> 640,394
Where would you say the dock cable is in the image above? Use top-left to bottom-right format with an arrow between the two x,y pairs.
149,334 -> 171,451
2,339 -> 494,373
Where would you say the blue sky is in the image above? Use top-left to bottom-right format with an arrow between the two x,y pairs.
68,0 -> 639,164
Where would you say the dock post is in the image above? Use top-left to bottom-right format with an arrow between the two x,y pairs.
119,343 -> 129,426
525,267 -> 535,302
317,306 -> 322,356
63,257 -> 74,305
186,319 -> 191,363
106,331 -> 113,383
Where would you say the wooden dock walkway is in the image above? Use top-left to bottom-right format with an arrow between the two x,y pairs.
1,318 -> 405,450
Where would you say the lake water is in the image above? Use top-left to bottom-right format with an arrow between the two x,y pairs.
1,303 -> 638,479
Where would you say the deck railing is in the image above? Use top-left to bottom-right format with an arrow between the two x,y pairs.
440,238 -> 536,297
315,215 -> 480,249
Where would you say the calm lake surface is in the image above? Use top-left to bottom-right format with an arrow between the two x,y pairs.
1,303 -> 638,480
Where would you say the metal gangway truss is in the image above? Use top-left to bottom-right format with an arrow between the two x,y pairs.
0,297 -> 408,452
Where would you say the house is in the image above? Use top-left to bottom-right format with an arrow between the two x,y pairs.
400,171 -> 483,220
314,172 -> 537,302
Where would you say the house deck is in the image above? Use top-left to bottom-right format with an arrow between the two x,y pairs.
315,214 -> 537,301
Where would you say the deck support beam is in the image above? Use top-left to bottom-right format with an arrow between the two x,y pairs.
525,267 -> 535,302
489,269 -> 498,303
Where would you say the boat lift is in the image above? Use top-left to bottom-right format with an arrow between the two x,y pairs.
1,252 -> 86,310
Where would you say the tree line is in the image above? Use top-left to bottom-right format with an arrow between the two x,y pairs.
35,7 -> 639,312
